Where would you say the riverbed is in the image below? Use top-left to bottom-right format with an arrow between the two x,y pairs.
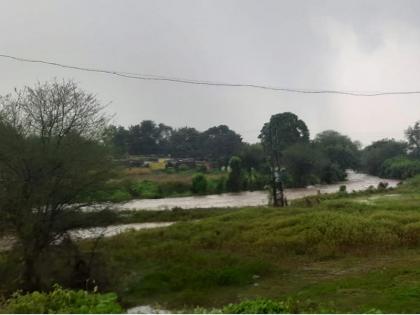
114,171 -> 400,211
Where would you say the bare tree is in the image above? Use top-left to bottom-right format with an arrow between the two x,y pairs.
0,80 -> 113,290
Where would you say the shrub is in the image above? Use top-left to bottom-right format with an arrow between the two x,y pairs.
130,180 -> 162,199
339,185 -> 347,193
109,189 -> 132,202
380,156 -> 420,179
191,174 -> 208,194
2,285 -> 123,314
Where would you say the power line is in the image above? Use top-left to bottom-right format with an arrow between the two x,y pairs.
1,53 -> 420,97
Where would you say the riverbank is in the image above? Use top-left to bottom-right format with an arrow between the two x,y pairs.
111,171 -> 399,211
0,175 -> 412,313
83,167 -> 395,206
64,177 -> 420,312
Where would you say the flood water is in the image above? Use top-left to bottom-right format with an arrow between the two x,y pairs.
0,222 -> 175,252
115,171 -> 400,211
70,222 -> 175,239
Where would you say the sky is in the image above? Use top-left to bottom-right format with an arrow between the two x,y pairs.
1,0 -> 420,145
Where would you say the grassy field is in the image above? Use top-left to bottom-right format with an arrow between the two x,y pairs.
3,177 -> 420,313
69,176 -> 420,313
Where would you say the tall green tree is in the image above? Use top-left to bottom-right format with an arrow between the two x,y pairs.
103,125 -> 129,156
201,125 -> 243,165
226,156 -> 243,192
282,143 -> 321,187
127,120 -> 172,155
406,121 -> 420,158
239,143 -> 266,172
169,127 -> 201,158
314,130 -> 361,170
259,112 -> 309,206
361,139 -> 407,175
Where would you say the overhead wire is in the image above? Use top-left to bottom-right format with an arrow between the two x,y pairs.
1,53 -> 420,97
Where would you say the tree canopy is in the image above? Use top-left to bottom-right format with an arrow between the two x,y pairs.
406,121 -> 420,158
314,130 -> 361,170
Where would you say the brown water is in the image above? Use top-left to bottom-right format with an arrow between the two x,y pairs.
69,222 -> 175,239
115,171 -> 400,211
0,222 -> 175,252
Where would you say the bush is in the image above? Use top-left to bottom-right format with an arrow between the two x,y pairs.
130,180 -> 162,199
2,285 -> 123,314
380,156 -> 420,179
191,174 -> 208,194
109,189 -> 132,202
339,185 -> 347,193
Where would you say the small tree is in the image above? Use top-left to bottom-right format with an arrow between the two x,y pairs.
0,80 -> 113,290
226,156 -> 243,192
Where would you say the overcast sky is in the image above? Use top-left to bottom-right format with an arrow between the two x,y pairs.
1,0 -> 420,144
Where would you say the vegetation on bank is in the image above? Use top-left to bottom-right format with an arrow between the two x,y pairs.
94,177 -> 420,313
79,114 -> 420,204
2,177 -> 420,313
78,164 -> 269,203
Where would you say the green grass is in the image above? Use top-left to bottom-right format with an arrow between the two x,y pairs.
83,177 -> 420,313
4,177 -> 420,313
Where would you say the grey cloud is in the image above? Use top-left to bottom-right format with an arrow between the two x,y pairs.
0,0 -> 419,145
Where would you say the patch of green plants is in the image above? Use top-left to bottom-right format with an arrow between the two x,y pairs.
380,156 -> 420,180
193,297 -> 339,314
1,285 -> 123,314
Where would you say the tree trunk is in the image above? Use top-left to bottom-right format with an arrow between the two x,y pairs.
272,175 -> 278,207
278,180 -> 285,207
22,254 -> 40,291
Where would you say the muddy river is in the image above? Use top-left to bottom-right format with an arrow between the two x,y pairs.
114,171 -> 400,211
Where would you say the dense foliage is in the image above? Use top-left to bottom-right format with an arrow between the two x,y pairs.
105,121 -> 243,164
314,130 -> 361,169
379,156 -> 420,179
361,139 -> 407,176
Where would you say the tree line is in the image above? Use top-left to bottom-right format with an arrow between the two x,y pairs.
104,113 -> 420,205
105,116 -> 362,188
103,122 -> 243,165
